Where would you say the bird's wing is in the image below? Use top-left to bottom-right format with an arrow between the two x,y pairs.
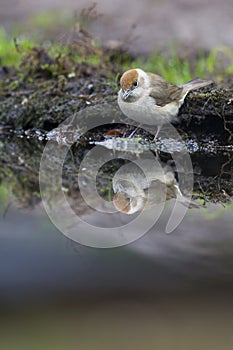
147,73 -> 183,107
144,179 -> 167,205
145,178 -> 178,204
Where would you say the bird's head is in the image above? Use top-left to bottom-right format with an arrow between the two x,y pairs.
119,68 -> 149,101
112,178 -> 146,214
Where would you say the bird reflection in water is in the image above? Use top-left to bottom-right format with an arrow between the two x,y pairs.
112,159 -> 199,214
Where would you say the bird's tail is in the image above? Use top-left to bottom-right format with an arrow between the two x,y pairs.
181,78 -> 213,94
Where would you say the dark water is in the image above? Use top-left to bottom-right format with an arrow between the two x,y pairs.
1,181 -> 233,349
1,123 -> 233,350
1,124 -> 233,300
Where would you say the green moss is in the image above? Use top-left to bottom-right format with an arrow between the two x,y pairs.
0,21 -> 102,71
0,28 -> 35,66
1,18 -> 233,87
122,46 -> 233,85
0,182 -> 11,208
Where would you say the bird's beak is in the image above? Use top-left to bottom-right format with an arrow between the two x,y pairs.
122,89 -> 132,100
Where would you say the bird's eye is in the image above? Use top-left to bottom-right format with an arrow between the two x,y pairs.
133,80 -> 138,87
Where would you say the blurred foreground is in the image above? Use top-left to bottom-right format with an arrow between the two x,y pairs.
1,293 -> 233,349
1,202 -> 233,349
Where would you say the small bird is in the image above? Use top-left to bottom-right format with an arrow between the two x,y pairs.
118,68 -> 212,137
112,159 -> 199,214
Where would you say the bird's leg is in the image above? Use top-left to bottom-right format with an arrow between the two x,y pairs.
153,125 -> 161,141
128,123 -> 142,138
174,183 -> 183,197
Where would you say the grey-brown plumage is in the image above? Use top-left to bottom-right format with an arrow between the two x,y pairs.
148,74 -> 212,107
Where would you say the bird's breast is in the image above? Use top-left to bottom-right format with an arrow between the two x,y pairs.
118,94 -> 179,125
